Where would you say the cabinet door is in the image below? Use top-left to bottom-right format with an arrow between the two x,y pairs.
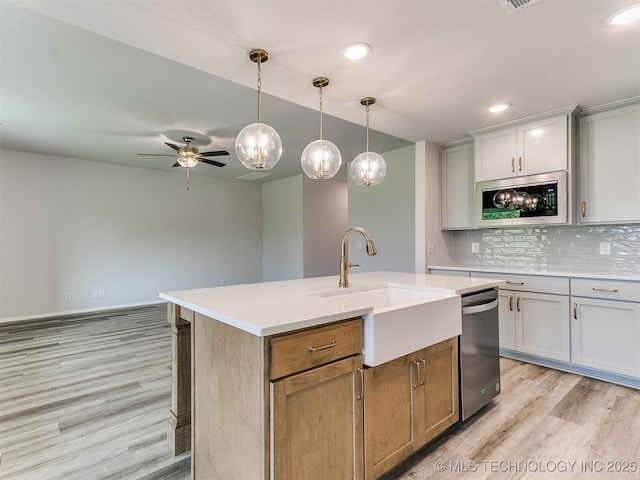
498,290 -> 516,350
517,115 -> 568,176
363,355 -> 415,480
474,128 -> 517,181
572,298 -> 640,377
414,338 -> 459,447
578,103 -> 640,224
272,355 -> 364,480
441,141 -> 475,229
516,292 -> 570,362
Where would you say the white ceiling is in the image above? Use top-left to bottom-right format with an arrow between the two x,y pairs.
2,0 -> 639,182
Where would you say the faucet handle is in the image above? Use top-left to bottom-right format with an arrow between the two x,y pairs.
347,262 -> 361,269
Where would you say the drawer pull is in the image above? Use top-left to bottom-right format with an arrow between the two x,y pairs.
516,296 -> 521,312
581,201 -> 587,218
421,358 -> 427,386
518,156 -> 522,171
509,296 -> 514,311
411,361 -> 421,389
592,287 -> 619,293
511,158 -> 515,173
356,367 -> 364,400
506,281 -> 525,285
573,302 -> 578,320
308,340 -> 337,352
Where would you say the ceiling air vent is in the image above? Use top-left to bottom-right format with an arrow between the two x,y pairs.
235,172 -> 271,181
499,0 -> 541,14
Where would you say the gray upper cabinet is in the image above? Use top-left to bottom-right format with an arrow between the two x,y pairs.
440,140 -> 475,230
578,99 -> 640,224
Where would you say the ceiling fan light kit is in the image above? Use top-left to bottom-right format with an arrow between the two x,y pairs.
235,49 -> 283,170
301,76 -> 342,180
350,97 -> 387,187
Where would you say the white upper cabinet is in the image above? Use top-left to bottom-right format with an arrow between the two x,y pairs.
578,100 -> 640,224
441,140 -> 475,230
471,109 -> 574,182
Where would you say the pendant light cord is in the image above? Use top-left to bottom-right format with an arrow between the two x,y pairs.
318,85 -> 324,141
256,57 -> 262,124
365,103 -> 370,153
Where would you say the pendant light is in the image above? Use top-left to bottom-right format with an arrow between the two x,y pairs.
235,49 -> 282,170
300,77 -> 342,179
350,97 -> 387,186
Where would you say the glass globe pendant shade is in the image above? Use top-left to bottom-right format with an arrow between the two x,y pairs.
235,122 -> 283,170
301,139 -> 342,179
350,151 -> 387,186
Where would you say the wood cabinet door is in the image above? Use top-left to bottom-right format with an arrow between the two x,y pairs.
272,355 -> 364,480
571,298 -> 640,377
413,338 -> 459,447
363,354 -> 415,480
515,292 -> 570,362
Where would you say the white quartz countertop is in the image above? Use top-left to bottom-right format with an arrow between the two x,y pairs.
429,265 -> 640,282
159,271 -> 503,337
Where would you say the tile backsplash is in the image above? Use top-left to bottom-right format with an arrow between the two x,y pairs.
452,225 -> 640,276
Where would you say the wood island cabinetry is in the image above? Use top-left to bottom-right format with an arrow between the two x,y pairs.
363,338 -> 459,480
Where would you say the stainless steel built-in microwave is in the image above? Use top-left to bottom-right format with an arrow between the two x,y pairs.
476,171 -> 568,227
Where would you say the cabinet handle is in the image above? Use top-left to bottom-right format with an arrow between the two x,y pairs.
356,367 -> 364,400
573,302 -> 578,320
518,156 -> 522,171
581,201 -> 586,218
411,361 -> 421,389
308,340 -> 337,352
516,296 -> 521,312
511,158 -> 515,173
421,359 -> 427,386
592,287 -> 619,293
509,296 -> 514,311
506,281 -> 525,285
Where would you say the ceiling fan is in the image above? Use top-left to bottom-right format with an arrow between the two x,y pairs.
138,136 -> 229,168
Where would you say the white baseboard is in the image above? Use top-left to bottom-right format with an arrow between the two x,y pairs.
0,300 -> 166,325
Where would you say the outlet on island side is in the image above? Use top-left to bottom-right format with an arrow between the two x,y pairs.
471,242 -> 480,253
599,242 -> 611,255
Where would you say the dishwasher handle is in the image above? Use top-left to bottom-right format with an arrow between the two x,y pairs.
462,299 -> 498,315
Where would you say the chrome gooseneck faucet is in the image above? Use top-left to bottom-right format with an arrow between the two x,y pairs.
339,227 -> 377,288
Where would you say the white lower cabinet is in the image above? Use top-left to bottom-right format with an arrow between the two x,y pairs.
498,290 -> 570,361
571,278 -> 640,378
571,298 -> 640,377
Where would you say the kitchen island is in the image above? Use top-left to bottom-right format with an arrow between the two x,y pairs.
160,271 -> 503,480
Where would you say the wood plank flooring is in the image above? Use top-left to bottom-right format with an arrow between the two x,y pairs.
1,306 -> 638,479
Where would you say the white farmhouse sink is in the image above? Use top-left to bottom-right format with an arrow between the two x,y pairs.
313,284 -> 462,366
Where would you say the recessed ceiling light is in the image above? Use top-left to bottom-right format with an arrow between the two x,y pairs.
343,43 -> 370,60
488,104 -> 511,113
606,3 -> 640,25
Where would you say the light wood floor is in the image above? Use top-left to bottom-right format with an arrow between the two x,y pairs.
1,306 -> 638,479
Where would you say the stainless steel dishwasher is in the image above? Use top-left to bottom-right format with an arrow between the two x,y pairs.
459,288 -> 500,420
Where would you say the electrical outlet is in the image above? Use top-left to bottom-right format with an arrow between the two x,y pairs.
99,290 -> 105,298
599,242 -> 611,255
427,243 -> 435,254
93,291 -> 99,298
65,292 -> 72,301
471,242 -> 480,253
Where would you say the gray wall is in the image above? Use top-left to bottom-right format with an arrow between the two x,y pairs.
348,144 -> 416,272
262,175 -> 304,281
0,149 -> 263,321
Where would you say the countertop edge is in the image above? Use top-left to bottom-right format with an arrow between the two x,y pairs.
429,266 -> 640,282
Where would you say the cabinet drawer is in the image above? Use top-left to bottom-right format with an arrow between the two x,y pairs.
470,272 -> 569,295
270,319 -> 362,380
571,278 -> 640,302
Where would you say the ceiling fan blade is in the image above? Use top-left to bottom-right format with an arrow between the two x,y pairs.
171,162 -> 181,168
137,153 -> 177,157
199,150 -> 230,157
200,158 -> 226,168
165,142 -> 181,152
